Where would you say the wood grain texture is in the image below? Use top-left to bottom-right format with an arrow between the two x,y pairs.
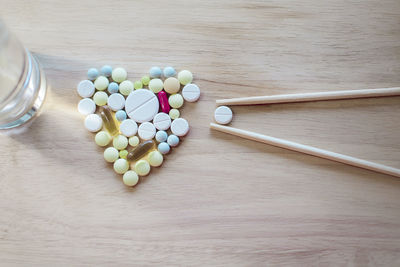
0,0 -> 400,266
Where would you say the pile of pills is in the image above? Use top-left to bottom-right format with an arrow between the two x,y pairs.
77,66 -> 200,187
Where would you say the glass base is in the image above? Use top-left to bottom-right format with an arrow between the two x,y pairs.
0,53 -> 47,130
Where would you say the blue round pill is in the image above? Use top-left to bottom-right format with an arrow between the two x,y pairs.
108,82 -> 119,94
87,68 -> 99,80
163,66 -> 176,78
101,65 -> 112,77
149,66 -> 162,78
158,142 -> 170,154
155,131 -> 168,143
167,135 -> 179,147
115,110 -> 127,121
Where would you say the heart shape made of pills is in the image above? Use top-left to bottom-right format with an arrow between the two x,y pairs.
77,66 -> 200,187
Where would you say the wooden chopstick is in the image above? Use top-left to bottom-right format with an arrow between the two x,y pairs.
210,123 -> 400,178
216,87 -> 400,106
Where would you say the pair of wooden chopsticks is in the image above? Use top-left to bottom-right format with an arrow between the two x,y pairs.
210,87 -> 400,178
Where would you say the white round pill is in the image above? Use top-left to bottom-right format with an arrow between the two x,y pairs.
153,112 -> 171,131
84,114 -> 103,132
78,98 -> 96,115
138,122 -> 156,140
120,119 -> 138,137
214,106 -> 233,125
170,118 -> 189,136
107,93 -> 125,111
77,80 -> 95,98
182,83 -> 200,102
125,89 -> 159,123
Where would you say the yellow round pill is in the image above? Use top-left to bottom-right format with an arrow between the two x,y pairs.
147,150 -> 163,167
168,93 -> 184,109
129,136 -> 139,147
123,171 -> 139,186
94,76 -> 109,90
178,70 -> 193,85
163,77 -> 180,94
134,80 -> 143,89
113,135 -> 128,150
148,78 -> 163,93
119,80 -> 134,96
95,131 -> 111,146
134,160 -> 150,176
114,158 -> 129,174
93,91 -> 108,106
112,67 -> 127,83
104,147 -> 119,162
119,150 -> 128,159
169,109 -> 180,120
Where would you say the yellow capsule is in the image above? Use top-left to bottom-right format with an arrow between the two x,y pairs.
127,140 -> 154,161
100,105 -> 118,136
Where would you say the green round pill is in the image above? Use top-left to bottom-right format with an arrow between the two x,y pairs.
134,80 -> 143,89
113,135 -> 128,150
147,150 -> 163,167
123,171 -> 139,186
119,80 -> 134,96
178,70 -> 193,85
119,150 -> 128,159
114,158 -> 129,174
95,131 -> 111,146
94,76 -> 109,90
149,78 -> 163,93
141,75 -> 150,86
129,136 -> 139,147
93,91 -> 108,106
168,93 -> 184,109
112,67 -> 127,83
134,160 -> 150,176
169,109 -> 180,120
104,147 -> 119,163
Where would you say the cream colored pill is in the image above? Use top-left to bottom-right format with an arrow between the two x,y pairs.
84,114 -> 103,132
178,70 -> 193,85
94,76 -> 109,90
78,98 -> 96,115
77,80 -> 95,98
148,78 -> 163,93
168,93 -> 184,109
120,119 -> 138,137
93,91 -> 108,106
169,109 -> 180,119
163,77 -> 180,94
104,147 -> 119,162
114,158 -> 129,174
153,112 -> 171,131
119,80 -> 134,96
123,171 -> 139,186
125,89 -> 159,123
170,118 -> 189,136
214,106 -> 233,124
182,83 -> 200,102
147,150 -> 163,167
95,131 -> 112,146
128,136 -> 139,147
134,160 -> 150,176
112,67 -> 127,83
113,135 -> 128,150
107,93 -> 125,111
138,122 -> 156,140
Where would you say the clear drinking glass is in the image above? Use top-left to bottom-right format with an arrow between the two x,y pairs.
0,19 -> 47,129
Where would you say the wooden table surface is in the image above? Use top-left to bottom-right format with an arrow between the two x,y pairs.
1,0 -> 400,266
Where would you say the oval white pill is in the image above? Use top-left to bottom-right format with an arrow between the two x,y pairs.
120,119 -> 138,137
77,80 -> 95,98
125,89 -> 159,123
107,93 -> 125,111
214,106 -> 233,125
78,98 -> 96,115
170,118 -> 189,136
84,114 -> 103,132
153,112 -> 171,131
138,122 -> 156,140
182,83 -> 200,102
